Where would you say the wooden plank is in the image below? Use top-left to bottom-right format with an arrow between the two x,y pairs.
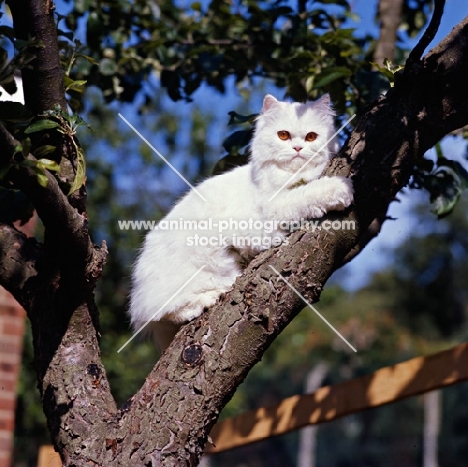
206,342 -> 468,454
37,445 -> 61,467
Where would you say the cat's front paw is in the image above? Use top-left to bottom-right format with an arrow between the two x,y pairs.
310,176 -> 353,216
327,176 -> 354,211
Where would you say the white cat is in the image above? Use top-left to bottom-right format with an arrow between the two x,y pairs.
129,94 -> 353,351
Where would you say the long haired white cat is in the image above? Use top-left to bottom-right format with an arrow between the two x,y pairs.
130,94 -> 353,351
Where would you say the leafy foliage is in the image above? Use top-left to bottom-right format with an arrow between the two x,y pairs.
411,144 -> 468,217
369,58 -> 405,87
58,0 -> 368,112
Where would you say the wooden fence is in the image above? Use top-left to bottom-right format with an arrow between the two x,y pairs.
37,342 -> 468,465
205,342 -> 468,454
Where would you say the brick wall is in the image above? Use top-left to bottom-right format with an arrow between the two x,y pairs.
0,218 -> 35,467
0,289 -> 26,467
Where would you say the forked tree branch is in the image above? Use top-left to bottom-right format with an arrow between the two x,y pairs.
113,16 -> 468,465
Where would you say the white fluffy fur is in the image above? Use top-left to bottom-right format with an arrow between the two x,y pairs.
129,94 -> 353,352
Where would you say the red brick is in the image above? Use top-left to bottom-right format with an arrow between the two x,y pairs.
0,373 -> 17,386
0,431 -> 12,452
0,353 -> 21,366
0,337 -> 23,356
0,377 -> 15,393
0,282 -> 28,465
0,362 -> 15,374
0,414 -> 14,432
0,305 -> 23,318
0,398 -> 15,411
1,316 -> 25,336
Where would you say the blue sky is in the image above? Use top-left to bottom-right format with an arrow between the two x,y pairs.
350,0 -> 468,50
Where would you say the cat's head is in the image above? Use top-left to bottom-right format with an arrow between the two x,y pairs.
250,94 -> 338,173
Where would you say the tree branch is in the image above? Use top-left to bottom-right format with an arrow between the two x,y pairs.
406,0 -> 446,68
111,16 -> 468,465
0,223 -> 41,308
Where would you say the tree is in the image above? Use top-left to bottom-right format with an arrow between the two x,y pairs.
1,0 -> 468,464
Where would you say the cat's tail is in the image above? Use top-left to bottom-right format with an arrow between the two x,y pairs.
141,321 -> 183,354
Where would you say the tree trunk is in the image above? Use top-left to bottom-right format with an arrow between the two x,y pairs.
373,0 -> 404,66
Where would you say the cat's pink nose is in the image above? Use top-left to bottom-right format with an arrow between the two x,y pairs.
293,146 -> 303,152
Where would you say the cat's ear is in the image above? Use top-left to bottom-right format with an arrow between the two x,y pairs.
311,93 -> 335,116
313,93 -> 332,109
262,94 -> 278,113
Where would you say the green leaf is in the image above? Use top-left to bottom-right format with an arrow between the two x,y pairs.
314,0 -> 349,5
36,158 -> 60,172
24,119 -> 62,134
211,154 -> 249,176
68,146 -> 86,195
75,53 -> 99,66
314,68 -> 351,88
370,60 -> 404,87
0,26 -> 16,42
99,58 -> 118,76
437,159 -> 468,190
20,161 -> 50,188
227,111 -> 257,126
36,172 -> 49,188
21,138 -> 31,157
424,168 -> 463,218
222,129 -> 253,155
33,145 -> 57,158
64,76 -> 87,93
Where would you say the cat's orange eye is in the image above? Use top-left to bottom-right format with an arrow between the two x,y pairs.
277,130 -> 291,140
305,132 -> 318,142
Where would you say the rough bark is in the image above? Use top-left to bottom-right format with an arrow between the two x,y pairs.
7,0 -> 67,114
0,1 -> 468,465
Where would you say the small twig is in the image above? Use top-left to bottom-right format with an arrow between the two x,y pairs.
406,0 -> 446,68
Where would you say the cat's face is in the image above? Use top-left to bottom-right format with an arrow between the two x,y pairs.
250,94 -> 338,172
